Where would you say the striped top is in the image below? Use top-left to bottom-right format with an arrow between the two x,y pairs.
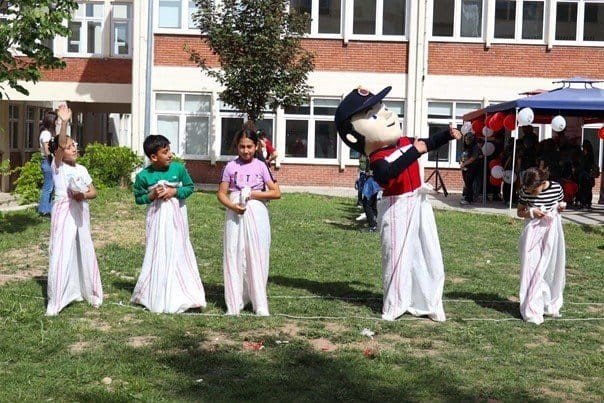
518,181 -> 564,212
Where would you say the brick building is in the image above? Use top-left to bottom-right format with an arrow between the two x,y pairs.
1,0 -> 603,194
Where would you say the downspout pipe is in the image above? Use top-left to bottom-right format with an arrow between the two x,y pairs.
143,0 -> 154,139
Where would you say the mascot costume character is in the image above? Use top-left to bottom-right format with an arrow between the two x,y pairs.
335,86 -> 462,321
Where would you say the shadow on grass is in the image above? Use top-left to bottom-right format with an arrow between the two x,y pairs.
33,275 -> 48,302
0,211 -> 45,234
271,275 -> 382,314
445,291 -> 521,318
75,330 -> 539,401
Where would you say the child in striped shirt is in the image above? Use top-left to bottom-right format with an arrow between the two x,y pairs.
517,167 -> 566,324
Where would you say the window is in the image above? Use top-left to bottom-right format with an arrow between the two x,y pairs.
9,105 -> 19,150
521,1 -> 544,40
25,107 -> 37,149
353,0 -> 406,36
154,93 -> 212,156
291,0 -> 341,35
556,2 -> 578,40
218,103 -> 276,156
112,3 -> 132,56
157,0 -> 200,31
554,1 -> 604,44
584,2 -> 604,41
284,98 -> 339,160
426,101 -> 481,166
493,0 -> 544,41
431,0 -> 482,39
68,2 -> 104,54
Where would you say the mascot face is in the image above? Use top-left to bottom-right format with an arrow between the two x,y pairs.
350,102 -> 402,153
334,86 -> 402,156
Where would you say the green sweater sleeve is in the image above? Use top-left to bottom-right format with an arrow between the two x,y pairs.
176,163 -> 194,200
133,170 -> 151,205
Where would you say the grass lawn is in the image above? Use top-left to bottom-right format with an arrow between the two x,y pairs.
0,188 -> 602,401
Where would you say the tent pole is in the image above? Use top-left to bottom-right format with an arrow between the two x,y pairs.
483,117 -> 488,206
509,108 -> 519,211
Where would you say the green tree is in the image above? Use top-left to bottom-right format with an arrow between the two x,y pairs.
190,0 -> 314,121
0,0 -> 77,99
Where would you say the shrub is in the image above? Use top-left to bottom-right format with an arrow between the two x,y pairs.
13,153 -> 44,204
78,143 -> 143,188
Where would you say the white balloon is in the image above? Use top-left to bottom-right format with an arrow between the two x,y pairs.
551,115 -> 566,132
503,170 -> 517,184
491,165 -> 504,179
518,108 -> 534,126
481,142 -> 495,156
482,127 -> 494,137
461,121 -> 472,135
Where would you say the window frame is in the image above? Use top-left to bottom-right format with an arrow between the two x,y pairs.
24,106 -> 38,151
9,104 -> 20,151
111,2 -> 133,57
283,97 -> 341,163
67,1 -> 106,56
429,0 -> 485,42
490,0 -> 546,44
425,100 -> 482,169
350,0 -> 408,41
553,0 -> 604,46
155,0 -> 200,35
153,92 -> 213,159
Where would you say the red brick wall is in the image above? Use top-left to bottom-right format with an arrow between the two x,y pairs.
429,43 -> 604,78
154,35 -> 408,73
40,58 -> 132,83
424,167 -> 464,191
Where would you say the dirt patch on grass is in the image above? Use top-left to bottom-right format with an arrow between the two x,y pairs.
324,322 -> 347,333
127,335 -> 158,348
0,247 -> 47,285
92,218 -> 144,249
198,330 -> 238,352
449,276 -> 467,284
585,305 -> 604,314
309,338 -> 338,352
525,335 -> 555,349
68,341 -> 92,354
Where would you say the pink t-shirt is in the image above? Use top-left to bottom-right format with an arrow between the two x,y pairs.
221,157 -> 273,191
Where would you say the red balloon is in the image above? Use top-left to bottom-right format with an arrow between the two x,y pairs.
503,114 -> 516,131
489,159 -> 501,169
472,119 -> 485,136
490,176 -> 503,186
598,127 -> 604,140
488,112 -> 505,131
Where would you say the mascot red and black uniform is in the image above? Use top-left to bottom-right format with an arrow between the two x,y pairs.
335,86 -> 462,321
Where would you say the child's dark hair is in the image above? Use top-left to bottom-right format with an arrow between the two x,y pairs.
40,111 -> 58,136
233,128 -> 259,148
522,167 -> 548,190
47,135 -> 75,163
143,135 -> 171,158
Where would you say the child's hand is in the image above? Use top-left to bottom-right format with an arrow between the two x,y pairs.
70,191 -> 85,202
57,104 -> 72,122
157,186 -> 177,200
149,186 -> 159,201
232,204 -> 246,215
531,208 -> 546,219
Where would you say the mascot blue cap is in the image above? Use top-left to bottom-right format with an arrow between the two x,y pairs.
334,86 -> 392,155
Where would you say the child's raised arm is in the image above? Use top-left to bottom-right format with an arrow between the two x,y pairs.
54,105 -> 72,168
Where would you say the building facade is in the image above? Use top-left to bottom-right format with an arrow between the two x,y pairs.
1,0 -> 603,193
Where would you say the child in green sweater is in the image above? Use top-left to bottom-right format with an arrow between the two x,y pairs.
131,135 -> 206,313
